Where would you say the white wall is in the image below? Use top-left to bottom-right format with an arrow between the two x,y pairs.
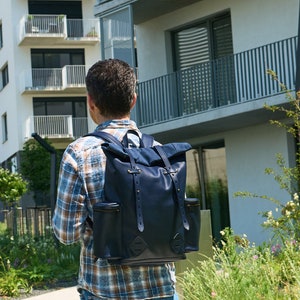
0,0 -> 28,161
225,123 -> 294,244
135,0 -> 299,81
0,0 -> 102,164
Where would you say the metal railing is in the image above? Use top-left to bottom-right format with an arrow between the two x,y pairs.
24,65 -> 86,90
136,36 -> 297,126
26,115 -> 88,139
21,14 -> 100,39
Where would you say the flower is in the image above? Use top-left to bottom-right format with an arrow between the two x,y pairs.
271,244 -> 281,255
211,291 -> 217,298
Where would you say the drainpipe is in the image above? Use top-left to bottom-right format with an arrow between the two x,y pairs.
31,133 -> 57,218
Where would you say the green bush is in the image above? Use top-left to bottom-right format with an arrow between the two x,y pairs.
0,229 -> 80,297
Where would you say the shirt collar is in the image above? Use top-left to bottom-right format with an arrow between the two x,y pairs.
95,119 -> 138,131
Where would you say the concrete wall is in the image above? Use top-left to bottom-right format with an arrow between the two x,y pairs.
225,122 -> 294,244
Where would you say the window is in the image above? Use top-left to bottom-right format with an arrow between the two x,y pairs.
0,64 -> 9,90
33,97 -> 87,117
31,49 -> 85,68
172,12 -> 235,112
186,142 -> 230,243
33,97 -> 88,138
28,1 -> 82,18
0,22 -> 3,48
1,113 -> 8,143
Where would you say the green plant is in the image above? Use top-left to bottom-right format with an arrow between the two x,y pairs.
0,231 -> 80,297
0,168 -> 27,207
27,15 -> 34,21
179,228 -> 300,299
86,27 -> 98,37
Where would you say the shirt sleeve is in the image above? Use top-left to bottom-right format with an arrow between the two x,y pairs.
52,144 -> 86,245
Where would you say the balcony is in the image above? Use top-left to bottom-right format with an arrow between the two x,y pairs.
22,65 -> 86,94
19,15 -> 100,46
25,115 -> 88,140
136,36 -> 297,128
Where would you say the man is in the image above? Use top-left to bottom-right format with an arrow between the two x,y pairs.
52,59 -> 176,299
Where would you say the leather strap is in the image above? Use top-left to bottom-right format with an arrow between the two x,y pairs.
127,151 -> 144,232
154,145 -> 190,230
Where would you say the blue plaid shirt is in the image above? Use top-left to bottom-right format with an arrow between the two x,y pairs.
52,120 -> 175,299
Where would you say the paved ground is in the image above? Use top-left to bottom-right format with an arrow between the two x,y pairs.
20,286 -> 78,300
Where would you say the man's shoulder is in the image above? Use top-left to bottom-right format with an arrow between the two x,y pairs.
66,135 -> 103,154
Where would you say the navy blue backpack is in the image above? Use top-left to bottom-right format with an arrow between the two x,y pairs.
86,131 -> 200,265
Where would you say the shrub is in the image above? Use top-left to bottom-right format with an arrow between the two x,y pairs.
180,228 -> 300,299
0,230 -> 80,297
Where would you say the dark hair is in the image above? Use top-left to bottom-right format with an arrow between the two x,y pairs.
85,59 -> 136,118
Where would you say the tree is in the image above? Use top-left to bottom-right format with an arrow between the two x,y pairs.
20,139 -> 61,207
0,168 -> 27,207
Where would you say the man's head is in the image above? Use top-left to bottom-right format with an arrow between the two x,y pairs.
86,59 -> 136,121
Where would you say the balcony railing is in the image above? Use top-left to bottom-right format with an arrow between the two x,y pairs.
19,14 -> 100,44
23,65 -> 86,92
136,36 -> 297,127
26,116 -> 88,139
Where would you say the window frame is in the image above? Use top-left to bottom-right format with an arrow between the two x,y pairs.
1,112 -> 8,143
0,64 -> 9,90
0,22 -> 3,49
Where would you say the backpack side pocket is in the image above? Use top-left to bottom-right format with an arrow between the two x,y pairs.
93,202 -> 122,260
184,198 -> 201,252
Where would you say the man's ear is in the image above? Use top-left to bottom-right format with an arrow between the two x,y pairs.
130,93 -> 137,111
87,94 -> 96,111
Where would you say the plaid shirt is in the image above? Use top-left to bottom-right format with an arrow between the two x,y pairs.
52,120 -> 175,299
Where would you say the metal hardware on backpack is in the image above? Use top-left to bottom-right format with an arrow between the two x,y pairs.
85,131 -> 201,265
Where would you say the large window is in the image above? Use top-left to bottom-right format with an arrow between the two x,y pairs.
33,97 -> 87,118
28,1 -> 82,18
31,50 -> 84,88
33,97 -> 88,138
172,11 -> 235,113
100,6 -> 136,67
31,49 -> 84,68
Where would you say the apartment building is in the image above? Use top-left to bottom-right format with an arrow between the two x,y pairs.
94,0 -> 300,245
0,0 -> 100,204
1,0 -> 299,245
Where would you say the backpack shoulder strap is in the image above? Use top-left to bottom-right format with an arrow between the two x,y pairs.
84,131 -> 123,147
85,131 -> 154,148
141,133 -> 154,148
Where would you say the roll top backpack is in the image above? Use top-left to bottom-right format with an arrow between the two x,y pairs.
86,130 -> 201,265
